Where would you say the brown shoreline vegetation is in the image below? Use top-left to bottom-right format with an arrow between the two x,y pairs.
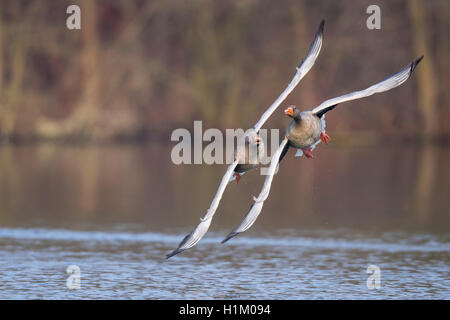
0,0 -> 448,145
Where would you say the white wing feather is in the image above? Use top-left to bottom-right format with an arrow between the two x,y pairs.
253,20 -> 325,132
222,137 -> 289,243
312,57 -> 423,115
166,160 -> 239,258
167,20 -> 328,258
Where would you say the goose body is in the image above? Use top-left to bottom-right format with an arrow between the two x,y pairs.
282,107 -> 332,159
285,111 -> 323,149
233,131 -> 264,179
235,162 -> 262,174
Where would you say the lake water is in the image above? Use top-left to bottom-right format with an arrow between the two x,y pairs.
0,144 -> 449,299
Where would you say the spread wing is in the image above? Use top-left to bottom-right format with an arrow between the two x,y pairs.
222,137 -> 289,243
253,20 -> 325,132
166,160 -> 239,259
311,56 -> 423,116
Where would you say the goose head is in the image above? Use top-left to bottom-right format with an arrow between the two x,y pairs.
284,105 -> 301,120
244,130 -> 262,146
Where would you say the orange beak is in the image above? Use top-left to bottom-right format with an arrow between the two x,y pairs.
284,107 -> 294,116
254,136 -> 261,144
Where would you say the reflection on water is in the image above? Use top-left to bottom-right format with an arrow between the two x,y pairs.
0,144 -> 449,299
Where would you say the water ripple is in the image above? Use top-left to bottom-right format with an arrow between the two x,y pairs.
0,227 -> 448,253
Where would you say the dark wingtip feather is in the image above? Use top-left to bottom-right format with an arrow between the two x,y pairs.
314,103 -> 338,118
221,232 -> 239,244
166,248 -> 184,259
319,19 -> 325,32
278,141 -> 290,164
410,55 -> 424,73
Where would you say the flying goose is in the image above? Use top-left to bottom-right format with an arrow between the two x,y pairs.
232,133 -> 264,183
166,20 -> 325,259
222,56 -> 423,243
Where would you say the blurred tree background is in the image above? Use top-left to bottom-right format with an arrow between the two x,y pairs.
0,0 -> 448,143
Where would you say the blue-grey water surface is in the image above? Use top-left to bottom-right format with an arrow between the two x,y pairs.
0,144 -> 449,299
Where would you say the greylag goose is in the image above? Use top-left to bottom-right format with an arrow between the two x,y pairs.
166,20 -> 325,259
232,133 -> 264,183
222,56 -> 423,243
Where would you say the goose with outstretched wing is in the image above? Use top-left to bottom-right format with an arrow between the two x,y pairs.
166,20 -> 325,259
222,56 -> 423,243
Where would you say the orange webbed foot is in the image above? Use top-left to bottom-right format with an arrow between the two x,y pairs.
320,132 -> 331,144
302,148 -> 314,159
